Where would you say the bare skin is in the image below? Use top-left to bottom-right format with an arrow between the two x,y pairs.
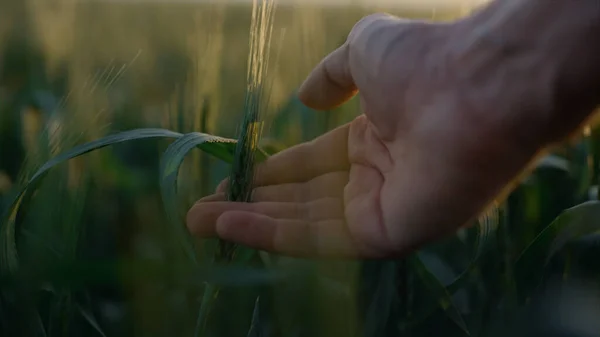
187,0 -> 600,258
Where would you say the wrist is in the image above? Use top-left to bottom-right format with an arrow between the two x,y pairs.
451,0 -> 600,147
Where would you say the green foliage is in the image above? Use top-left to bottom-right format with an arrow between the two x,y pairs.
1,128 -> 184,274
409,254 -> 468,334
158,131 -> 265,264
515,201 -> 600,302
2,2 -> 600,337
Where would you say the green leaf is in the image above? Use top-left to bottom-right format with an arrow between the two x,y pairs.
231,246 -> 260,265
0,126 -> 268,275
246,297 -> 262,337
0,128 -> 183,274
158,131 -> 271,337
34,309 -> 48,337
159,132 -> 239,264
409,254 -> 470,336
515,201 -> 600,302
76,302 -> 107,337
473,204 -> 500,261
194,282 -> 217,337
536,154 -> 570,173
158,132 -> 270,263
363,261 -> 398,337
410,206 -> 500,326
161,132 -> 238,177
447,205 -> 500,294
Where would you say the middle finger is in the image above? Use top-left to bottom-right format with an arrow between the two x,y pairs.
252,171 -> 348,202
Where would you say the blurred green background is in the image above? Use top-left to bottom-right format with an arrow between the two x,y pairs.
1,1 -> 600,337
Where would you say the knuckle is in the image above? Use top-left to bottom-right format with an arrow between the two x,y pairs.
352,13 -> 391,32
348,13 -> 410,43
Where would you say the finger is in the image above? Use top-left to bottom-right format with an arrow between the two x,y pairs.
297,13 -> 400,111
216,180 -> 228,193
213,125 -> 349,190
298,42 -> 357,110
187,198 -> 344,237
203,171 -> 347,204
198,193 -> 226,202
216,212 -> 362,258
252,171 -> 348,202
246,123 -> 350,187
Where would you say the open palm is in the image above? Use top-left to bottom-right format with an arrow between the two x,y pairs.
187,14 -> 552,258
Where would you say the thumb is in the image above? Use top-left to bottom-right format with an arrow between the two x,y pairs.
298,42 -> 357,111
297,13 -> 402,111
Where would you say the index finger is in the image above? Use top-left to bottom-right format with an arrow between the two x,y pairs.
258,123 -> 350,185
217,123 -> 351,192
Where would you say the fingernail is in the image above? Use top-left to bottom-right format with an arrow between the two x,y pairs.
216,179 -> 229,193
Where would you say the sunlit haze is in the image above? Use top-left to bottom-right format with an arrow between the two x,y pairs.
94,0 -> 490,11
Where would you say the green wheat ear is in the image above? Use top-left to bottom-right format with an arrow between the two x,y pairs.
218,0 -> 276,263
194,1 -> 276,335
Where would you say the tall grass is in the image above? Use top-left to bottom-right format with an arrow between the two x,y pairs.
2,1 -> 600,337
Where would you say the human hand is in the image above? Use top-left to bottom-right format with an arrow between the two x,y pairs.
186,13 -> 576,258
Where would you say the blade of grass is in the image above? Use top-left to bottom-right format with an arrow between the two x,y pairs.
76,302 -> 107,337
159,131 -> 268,264
159,131 -> 270,336
34,309 -> 48,337
363,261 -> 398,337
515,201 -> 600,302
194,283 -> 219,336
0,128 -> 265,277
0,128 -> 184,275
446,204 -> 500,294
246,297 -> 262,337
159,129 -> 269,337
408,254 -> 470,335
407,206 -> 500,327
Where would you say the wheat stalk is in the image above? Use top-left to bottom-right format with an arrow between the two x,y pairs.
219,0 -> 276,262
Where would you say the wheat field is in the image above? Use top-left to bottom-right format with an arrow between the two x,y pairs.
1,1 -> 600,337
